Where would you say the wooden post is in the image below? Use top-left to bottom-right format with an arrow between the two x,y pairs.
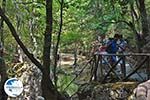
100,55 -> 103,79
95,55 -> 101,81
93,55 -> 97,81
90,57 -> 95,81
147,56 -> 150,79
97,54 -> 103,81
121,55 -> 126,78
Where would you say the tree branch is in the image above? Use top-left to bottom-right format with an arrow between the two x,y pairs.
0,7 -> 43,71
53,0 -> 64,87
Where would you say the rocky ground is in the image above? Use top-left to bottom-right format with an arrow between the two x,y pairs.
7,63 -> 43,100
72,81 -> 138,100
2,53 -> 144,100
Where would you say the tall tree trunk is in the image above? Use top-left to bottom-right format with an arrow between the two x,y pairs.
0,57 -> 8,100
137,0 -> 149,41
130,3 -> 142,52
42,0 -> 65,100
0,0 -> 8,99
0,0 -> 5,51
0,36 -> 8,100
42,0 -> 55,99
41,70 -> 57,100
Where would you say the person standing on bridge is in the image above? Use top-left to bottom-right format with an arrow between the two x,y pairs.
105,34 -> 120,65
117,34 -> 127,78
117,34 -> 127,54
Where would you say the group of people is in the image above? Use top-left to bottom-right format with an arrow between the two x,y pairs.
92,33 -> 127,65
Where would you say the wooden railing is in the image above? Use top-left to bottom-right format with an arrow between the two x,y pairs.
62,53 -> 150,88
90,53 -> 150,83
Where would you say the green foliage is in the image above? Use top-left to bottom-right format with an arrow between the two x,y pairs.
1,0 -> 149,63
57,75 -> 78,96
61,32 -> 82,45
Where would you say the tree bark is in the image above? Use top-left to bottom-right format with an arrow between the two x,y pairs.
0,58 -> 8,100
138,0 -> 149,40
42,0 -> 66,99
41,70 -> 66,100
42,0 -> 55,99
0,0 -> 8,99
41,70 -> 57,100
42,0 -> 52,77
130,3 -> 142,52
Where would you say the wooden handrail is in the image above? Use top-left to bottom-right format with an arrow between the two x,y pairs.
91,52 -> 150,82
94,52 -> 150,56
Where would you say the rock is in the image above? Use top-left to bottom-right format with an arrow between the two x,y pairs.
76,82 -> 138,100
134,80 -> 150,100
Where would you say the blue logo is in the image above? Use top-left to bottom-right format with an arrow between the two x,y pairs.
4,78 -> 23,97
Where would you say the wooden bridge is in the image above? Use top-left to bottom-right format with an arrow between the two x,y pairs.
63,53 -> 150,91
89,53 -> 150,83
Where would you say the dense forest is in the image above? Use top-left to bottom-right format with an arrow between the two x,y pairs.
0,0 -> 150,100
